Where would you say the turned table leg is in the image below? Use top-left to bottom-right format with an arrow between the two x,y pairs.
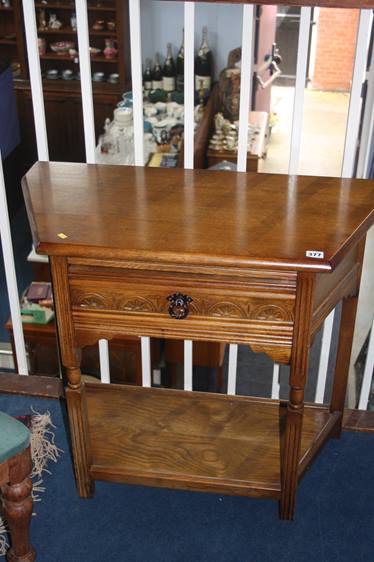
65,369 -> 94,499
280,272 -> 314,520
280,386 -> 305,520
50,256 -> 94,499
1,447 -> 36,562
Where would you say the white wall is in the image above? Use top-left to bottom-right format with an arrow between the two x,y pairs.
140,1 -> 243,80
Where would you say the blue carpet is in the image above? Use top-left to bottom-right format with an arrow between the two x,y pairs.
1,393 -> 374,562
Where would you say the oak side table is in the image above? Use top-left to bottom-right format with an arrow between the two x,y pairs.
23,162 -> 374,520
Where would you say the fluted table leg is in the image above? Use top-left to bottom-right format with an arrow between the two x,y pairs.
280,272 -> 314,520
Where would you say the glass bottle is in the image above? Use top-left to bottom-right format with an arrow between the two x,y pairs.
162,42 -> 176,92
113,108 -> 135,166
176,30 -> 184,92
152,53 -> 163,90
143,59 -> 153,92
195,26 -> 212,93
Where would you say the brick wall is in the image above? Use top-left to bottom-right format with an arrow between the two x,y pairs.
311,8 -> 359,91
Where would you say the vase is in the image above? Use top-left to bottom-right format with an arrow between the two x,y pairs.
103,38 -> 118,60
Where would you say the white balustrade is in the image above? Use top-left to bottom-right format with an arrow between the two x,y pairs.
76,0 -> 111,382
237,4 -> 255,172
288,7 -> 311,174
184,2 -> 195,169
227,344 -> 238,395
141,336 -> 151,387
358,316 -> 374,410
129,0 -> 144,166
315,309 -> 335,404
0,156 -> 28,375
22,0 -> 49,161
270,8 -> 312,400
271,363 -> 280,400
184,340 -> 193,391
76,0 -> 96,163
342,9 -> 373,178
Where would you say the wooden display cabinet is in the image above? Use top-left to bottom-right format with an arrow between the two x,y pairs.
2,0 -> 130,164
34,0 -> 129,89
0,1 -> 27,77
15,78 -> 122,164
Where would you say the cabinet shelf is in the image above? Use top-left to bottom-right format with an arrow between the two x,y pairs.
37,27 -> 117,37
34,2 -> 75,8
85,383 -> 338,498
34,0 -> 125,88
0,1 -> 27,78
40,53 -> 118,63
87,4 -> 116,11
40,53 -> 77,61
89,56 -> 118,62
89,30 -> 117,36
34,2 -> 116,11
0,39 -> 17,45
38,77 -> 121,93
12,0 -> 128,163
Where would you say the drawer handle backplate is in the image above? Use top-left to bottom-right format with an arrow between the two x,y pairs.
167,293 -> 193,320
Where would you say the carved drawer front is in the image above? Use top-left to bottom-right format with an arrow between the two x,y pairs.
68,265 -> 296,363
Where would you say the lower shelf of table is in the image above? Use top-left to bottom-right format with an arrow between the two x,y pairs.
83,382 -> 339,500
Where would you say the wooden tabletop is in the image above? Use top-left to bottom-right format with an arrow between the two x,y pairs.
22,162 -> 374,272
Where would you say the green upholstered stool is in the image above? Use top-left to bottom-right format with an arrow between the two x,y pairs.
0,412 -> 35,562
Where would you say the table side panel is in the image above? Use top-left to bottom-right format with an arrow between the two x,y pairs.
312,244 -> 361,335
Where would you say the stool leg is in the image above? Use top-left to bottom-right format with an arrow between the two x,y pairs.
1,447 -> 36,562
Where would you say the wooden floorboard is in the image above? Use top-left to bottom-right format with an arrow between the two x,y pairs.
0,372 -> 63,398
343,409 -> 374,433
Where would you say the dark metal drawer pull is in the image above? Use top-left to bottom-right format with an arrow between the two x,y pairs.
167,293 -> 193,319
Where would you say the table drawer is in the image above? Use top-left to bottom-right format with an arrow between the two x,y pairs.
68,265 -> 296,362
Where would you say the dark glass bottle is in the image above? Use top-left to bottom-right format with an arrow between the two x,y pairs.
162,42 -> 176,92
195,26 -> 212,93
143,59 -> 153,91
152,53 -> 163,90
176,30 -> 184,92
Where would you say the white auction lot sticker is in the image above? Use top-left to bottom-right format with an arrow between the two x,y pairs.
306,250 -> 324,259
